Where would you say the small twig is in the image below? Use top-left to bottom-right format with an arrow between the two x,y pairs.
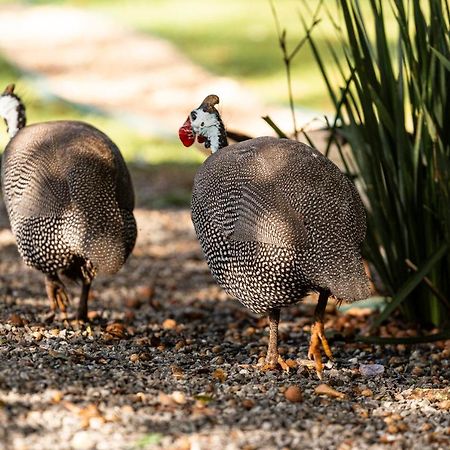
270,0 -> 323,140
405,258 -> 450,309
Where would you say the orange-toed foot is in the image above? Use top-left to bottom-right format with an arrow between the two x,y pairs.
308,321 -> 334,379
45,275 -> 70,314
261,351 -> 290,372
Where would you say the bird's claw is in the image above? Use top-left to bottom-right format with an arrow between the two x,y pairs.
308,322 -> 334,379
45,276 -> 70,314
260,354 -> 290,372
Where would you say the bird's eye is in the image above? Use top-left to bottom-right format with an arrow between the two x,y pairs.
201,122 -> 205,127
191,111 -> 197,120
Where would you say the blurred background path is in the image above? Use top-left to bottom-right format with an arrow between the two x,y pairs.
0,3 -> 305,139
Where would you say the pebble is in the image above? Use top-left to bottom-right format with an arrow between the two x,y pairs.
171,391 -> 186,405
241,399 -> 255,410
129,353 -> 140,363
284,386 -> 303,403
162,319 -> 177,330
359,364 -> 385,377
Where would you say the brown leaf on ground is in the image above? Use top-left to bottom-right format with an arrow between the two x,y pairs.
315,384 -> 346,399
212,368 -> 227,382
105,322 -> 127,339
407,388 -> 450,402
171,365 -> 184,379
8,314 -> 25,327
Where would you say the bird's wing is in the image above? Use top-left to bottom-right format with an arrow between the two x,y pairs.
3,137 -> 71,218
225,148 -> 307,248
228,176 -> 307,248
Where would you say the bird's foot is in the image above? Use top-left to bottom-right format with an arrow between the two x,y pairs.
308,321 -> 334,380
260,352 -> 290,372
45,276 -> 70,316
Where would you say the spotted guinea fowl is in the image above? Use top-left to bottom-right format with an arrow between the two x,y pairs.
179,95 -> 370,378
0,84 -> 137,321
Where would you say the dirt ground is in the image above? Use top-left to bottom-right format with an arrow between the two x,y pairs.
1,167 -> 449,450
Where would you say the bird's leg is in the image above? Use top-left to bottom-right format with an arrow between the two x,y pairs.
45,274 -> 69,315
77,280 -> 91,322
77,263 -> 96,322
262,308 -> 289,372
308,290 -> 334,379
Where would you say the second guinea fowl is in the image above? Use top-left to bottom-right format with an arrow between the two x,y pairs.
179,95 -> 370,378
0,84 -> 137,321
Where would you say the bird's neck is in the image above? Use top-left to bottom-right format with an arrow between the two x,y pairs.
0,93 -> 26,138
210,118 -> 229,153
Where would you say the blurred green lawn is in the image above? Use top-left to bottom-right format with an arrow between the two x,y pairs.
0,0 -> 395,182
0,56 -> 203,167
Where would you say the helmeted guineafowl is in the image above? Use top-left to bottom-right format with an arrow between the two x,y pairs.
0,84 -> 137,321
179,95 -> 370,378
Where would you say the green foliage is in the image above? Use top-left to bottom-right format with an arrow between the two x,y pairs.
298,0 -> 450,327
134,433 -> 163,449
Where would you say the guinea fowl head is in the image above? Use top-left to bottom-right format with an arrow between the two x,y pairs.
0,83 -> 26,138
179,94 -> 228,153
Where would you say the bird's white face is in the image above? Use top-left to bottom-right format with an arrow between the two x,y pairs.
179,107 -> 221,152
0,94 -> 20,138
190,108 -> 217,136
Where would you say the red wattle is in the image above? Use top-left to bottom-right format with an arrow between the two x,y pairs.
179,117 -> 195,147
197,135 -> 206,144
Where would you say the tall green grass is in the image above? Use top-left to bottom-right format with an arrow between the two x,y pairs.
273,0 -> 449,329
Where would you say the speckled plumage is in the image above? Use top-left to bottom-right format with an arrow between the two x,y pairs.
180,95 -> 370,376
1,86 -> 136,318
192,136 -> 370,314
2,120 -> 136,273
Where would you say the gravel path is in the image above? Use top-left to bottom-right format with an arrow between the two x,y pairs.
0,170 -> 449,450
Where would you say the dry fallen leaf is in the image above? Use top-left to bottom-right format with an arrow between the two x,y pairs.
212,368 -> 227,382
51,391 -> 64,404
8,314 -> 25,327
407,388 -> 450,402
315,384 -> 346,399
285,359 -> 298,369
78,404 -> 105,429
361,388 -> 374,397
438,400 -> 450,410
171,365 -> 184,379
105,322 -> 127,339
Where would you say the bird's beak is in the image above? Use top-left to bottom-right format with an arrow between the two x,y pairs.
178,116 -> 195,147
